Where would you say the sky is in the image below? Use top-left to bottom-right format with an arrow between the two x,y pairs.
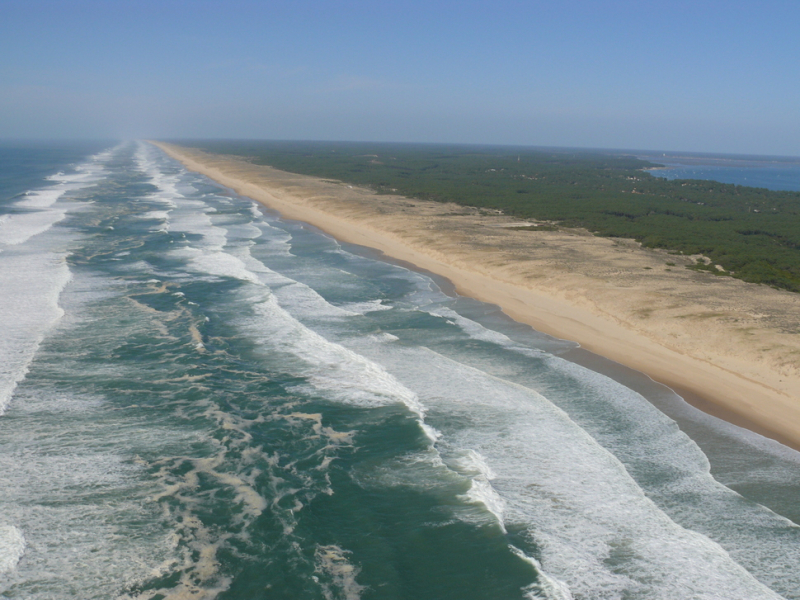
2,0 -> 799,156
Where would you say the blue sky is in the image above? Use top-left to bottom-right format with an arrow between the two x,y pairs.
2,0 -> 799,155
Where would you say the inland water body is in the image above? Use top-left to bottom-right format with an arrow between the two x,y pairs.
639,151 -> 800,192
1,141 -> 800,600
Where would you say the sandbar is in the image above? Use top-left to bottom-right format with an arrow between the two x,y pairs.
152,141 -> 800,449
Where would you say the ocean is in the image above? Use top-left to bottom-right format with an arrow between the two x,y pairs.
1,141 -> 799,600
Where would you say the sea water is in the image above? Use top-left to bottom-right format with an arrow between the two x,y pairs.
1,141 -> 799,600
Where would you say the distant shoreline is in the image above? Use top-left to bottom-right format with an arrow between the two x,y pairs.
152,141 -> 800,451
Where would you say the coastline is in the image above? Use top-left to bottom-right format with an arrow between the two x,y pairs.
152,141 -> 800,450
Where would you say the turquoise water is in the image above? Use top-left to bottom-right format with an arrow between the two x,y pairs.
1,142 -> 799,599
639,152 -> 800,191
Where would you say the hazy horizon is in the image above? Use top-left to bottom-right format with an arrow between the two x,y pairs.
2,0 -> 799,156
4,138 -> 800,162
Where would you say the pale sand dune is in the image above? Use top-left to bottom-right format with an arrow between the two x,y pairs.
153,142 -> 800,449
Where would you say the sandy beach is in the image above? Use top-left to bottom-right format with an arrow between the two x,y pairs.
153,141 -> 800,449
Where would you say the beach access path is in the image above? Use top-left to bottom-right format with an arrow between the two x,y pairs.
152,141 -> 800,449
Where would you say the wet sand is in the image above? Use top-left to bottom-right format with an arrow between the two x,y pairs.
152,141 -> 800,450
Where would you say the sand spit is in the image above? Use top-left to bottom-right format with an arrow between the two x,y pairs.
152,142 -> 800,449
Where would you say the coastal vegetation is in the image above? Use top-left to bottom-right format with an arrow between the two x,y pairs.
178,140 -> 800,292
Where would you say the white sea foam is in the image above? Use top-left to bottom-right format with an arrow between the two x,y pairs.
135,144 -> 180,210
137,210 -> 171,221
116,259 -> 157,275
223,221 -> 263,242
250,221 -> 294,256
427,306 -> 542,358
172,246 -> 261,284
45,166 -> 100,185
235,246 -> 361,319
14,187 -> 66,209
0,149 -> 109,248
0,393 -> 179,598
134,142 -> 206,240
157,184 -> 362,325
451,449 -> 507,532
171,201 -> 228,249
0,208 -> 68,246
511,547 -> 574,600
137,147 -> 232,252
0,525 -> 25,575
0,250 -> 71,415
247,289 -> 427,420
0,187 -> 70,247
337,299 -> 393,314
368,332 -> 399,342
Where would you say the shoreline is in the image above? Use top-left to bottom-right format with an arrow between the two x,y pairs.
318,238 -> 800,449
152,141 -> 800,451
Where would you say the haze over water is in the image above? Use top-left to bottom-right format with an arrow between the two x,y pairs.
1,141 -> 800,599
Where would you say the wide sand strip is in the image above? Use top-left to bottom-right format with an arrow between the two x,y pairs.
153,141 -> 800,449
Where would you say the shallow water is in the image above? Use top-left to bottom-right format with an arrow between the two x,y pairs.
1,142 -> 798,600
